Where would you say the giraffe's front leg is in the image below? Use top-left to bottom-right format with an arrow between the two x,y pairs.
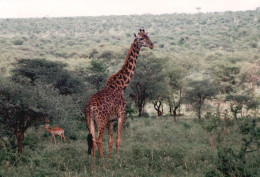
108,122 -> 114,158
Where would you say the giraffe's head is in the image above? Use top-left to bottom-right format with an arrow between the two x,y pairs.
134,29 -> 154,49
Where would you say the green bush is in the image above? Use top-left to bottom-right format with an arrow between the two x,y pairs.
205,169 -> 221,177
141,112 -> 150,118
12,39 -> 23,45
12,58 -> 85,96
216,117 -> 260,177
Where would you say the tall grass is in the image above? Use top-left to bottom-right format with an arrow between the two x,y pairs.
0,117 -> 260,177
2,115 -> 258,177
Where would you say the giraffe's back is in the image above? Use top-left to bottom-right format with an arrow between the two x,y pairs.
85,87 -> 126,122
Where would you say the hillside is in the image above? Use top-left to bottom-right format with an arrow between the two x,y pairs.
0,10 -> 259,75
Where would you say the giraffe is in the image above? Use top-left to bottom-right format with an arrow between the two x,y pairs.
85,29 -> 154,158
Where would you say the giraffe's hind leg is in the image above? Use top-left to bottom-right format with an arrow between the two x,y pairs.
86,107 -> 97,157
108,122 -> 114,158
96,116 -> 108,158
116,111 -> 126,155
89,118 -> 96,157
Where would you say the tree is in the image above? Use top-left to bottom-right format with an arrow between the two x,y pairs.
12,58 -> 84,96
0,78 -> 79,153
0,80 -> 46,153
240,62 -> 260,95
129,82 -> 148,117
185,79 -> 218,119
128,54 -> 167,116
246,98 -> 260,118
210,61 -> 241,94
166,65 -> 187,120
153,100 -> 163,117
85,60 -> 108,91
225,94 -> 250,119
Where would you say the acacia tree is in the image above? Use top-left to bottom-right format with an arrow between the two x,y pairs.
129,82 -> 148,117
128,54 -> 167,116
0,80 -> 47,153
185,79 -> 218,119
210,61 -> 241,94
153,100 -> 164,117
12,58 -> 84,96
85,60 -> 108,91
0,78 -> 79,153
225,94 -> 251,119
166,65 -> 187,120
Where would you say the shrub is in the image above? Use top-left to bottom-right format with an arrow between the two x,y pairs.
12,39 -> 24,45
12,58 -> 85,96
141,112 -> 150,118
216,117 -> 260,177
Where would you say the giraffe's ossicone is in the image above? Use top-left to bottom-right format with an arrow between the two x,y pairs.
85,29 -> 154,158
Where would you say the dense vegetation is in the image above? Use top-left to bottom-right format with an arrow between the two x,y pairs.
0,10 -> 260,176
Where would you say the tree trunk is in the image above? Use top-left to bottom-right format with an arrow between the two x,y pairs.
198,106 -> 202,120
173,106 -> 178,122
197,97 -> 204,120
169,104 -> 173,115
133,83 -> 146,117
138,106 -> 142,117
17,132 -> 23,154
154,101 -> 163,117
178,89 -> 182,115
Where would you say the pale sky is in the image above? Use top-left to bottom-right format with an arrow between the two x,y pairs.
0,0 -> 259,18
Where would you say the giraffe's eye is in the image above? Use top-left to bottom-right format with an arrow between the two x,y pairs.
140,38 -> 144,40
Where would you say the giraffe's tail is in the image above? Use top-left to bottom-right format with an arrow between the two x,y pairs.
87,134 -> 93,155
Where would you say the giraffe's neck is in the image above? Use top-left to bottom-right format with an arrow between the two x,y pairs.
105,40 -> 141,91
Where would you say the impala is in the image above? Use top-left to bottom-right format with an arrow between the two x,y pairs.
44,124 -> 66,144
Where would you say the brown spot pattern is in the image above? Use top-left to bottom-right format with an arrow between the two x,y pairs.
85,29 -> 154,158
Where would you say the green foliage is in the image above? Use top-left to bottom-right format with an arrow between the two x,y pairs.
166,63 -> 188,117
141,112 -> 150,118
0,79 -> 46,134
0,78 -> 81,152
200,115 -> 260,177
85,60 -> 108,91
128,55 -> 167,116
0,116 -> 259,176
12,39 -> 24,45
226,94 -> 250,104
217,146 -> 258,177
203,112 -> 221,132
125,103 -> 135,117
205,170 -> 221,177
246,99 -> 260,111
210,61 -> 242,94
226,94 -> 251,119
185,79 -> 218,119
12,59 -> 84,96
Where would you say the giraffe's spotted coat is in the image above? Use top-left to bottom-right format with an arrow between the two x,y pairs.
85,29 -> 154,158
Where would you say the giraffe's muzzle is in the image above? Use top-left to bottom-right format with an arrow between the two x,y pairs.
150,43 -> 155,49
